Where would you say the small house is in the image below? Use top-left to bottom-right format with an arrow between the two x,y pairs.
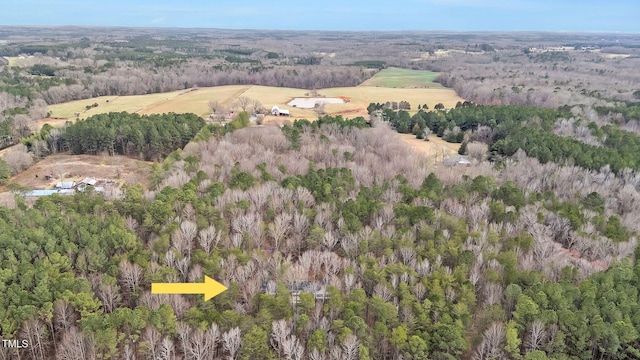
80,177 -> 97,186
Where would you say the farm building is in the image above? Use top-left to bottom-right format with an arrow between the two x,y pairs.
55,181 -> 76,189
271,105 -> 290,116
23,189 -> 75,197
80,177 -> 97,186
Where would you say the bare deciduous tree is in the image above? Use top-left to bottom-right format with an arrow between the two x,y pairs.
185,328 -> 215,360
199,225 -> 222,255
54,299 -> 77,334
309,349 -> 327,360
251,98 -> 264,114
97,281 -> 121,314
269,213 -> 292,250
160,337 -> 175,360
526,319 -> 547,352
271,319 -> 292,357
2,144 -> 34,174
21,319 -> 48,360
341,335 -> 359,360
142,327 -> 162,360
119,260 -> 143,296
373,283 -> 393,302
281,335 -> 304,360
236,96 -> 252,112
208,100 -> 220,114
222,327 -> 241,360
483,282 -> 504,306
474,322 -> 505,360
57,327 -> 95,360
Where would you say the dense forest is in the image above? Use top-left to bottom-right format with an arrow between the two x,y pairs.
1,118 -> 639,359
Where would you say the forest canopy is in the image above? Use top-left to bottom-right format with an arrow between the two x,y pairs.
22,112 -> 205,161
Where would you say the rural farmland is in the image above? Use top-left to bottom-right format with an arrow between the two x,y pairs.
47,71 -> 463,122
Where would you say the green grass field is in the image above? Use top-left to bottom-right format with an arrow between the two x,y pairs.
361,67 -> 442,88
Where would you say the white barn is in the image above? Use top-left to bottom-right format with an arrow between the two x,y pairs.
271,105 -> 290,116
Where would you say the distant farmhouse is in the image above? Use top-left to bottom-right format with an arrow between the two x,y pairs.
271,105 -> 290,116
22,177 -> 104,198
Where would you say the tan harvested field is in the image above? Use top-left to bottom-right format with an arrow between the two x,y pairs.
47,84 -> 465,125
322,86 -> 464,117
48,89 -> 187,119
1,154 -> 153,191
138,86 -> 250,116
396,133 -> 461,161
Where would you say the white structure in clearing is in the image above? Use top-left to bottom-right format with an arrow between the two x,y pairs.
271,105 -> 290,116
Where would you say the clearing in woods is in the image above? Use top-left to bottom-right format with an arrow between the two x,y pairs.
1,154 -> 153,191
360,67 -> 442,88
396,133 -> 461,161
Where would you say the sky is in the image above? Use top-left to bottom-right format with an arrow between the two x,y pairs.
0,0 -> 638,32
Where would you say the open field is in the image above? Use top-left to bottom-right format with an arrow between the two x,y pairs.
320,86 -> 464,117
33,117 -> 71,131
360,67 -> 442,88
4,55 -> 69,67
47,84 -> 465,124
48,89 -> 189,119
396,133 -> 461,161
138,85 -> 250,116
0,154 -> 153,191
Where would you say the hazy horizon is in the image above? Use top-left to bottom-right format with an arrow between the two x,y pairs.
2,0 -> 638,32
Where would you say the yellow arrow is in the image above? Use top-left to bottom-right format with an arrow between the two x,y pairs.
151,275 -> 227,301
